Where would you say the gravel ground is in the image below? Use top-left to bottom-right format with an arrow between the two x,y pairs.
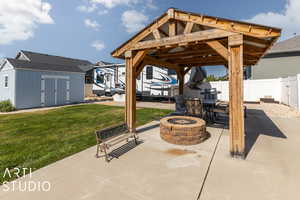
245,103 -> 300,118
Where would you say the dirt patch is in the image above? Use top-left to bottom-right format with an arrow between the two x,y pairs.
165,148 -> 197,156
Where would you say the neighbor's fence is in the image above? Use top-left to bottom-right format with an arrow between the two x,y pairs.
207,74 -> 300,111
280,75 -> 300,111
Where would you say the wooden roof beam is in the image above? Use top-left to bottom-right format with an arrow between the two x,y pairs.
144,56 -> 182,70
130,29 -> 235,51
154,48 -> 216,59
170,55 -> 226,64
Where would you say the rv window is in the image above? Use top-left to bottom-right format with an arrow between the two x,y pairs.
137,74 -> 140,80
168,69 -> 176,75
96,74 -> 104,84
146,66 -> 153,79
4,75 -> 8,88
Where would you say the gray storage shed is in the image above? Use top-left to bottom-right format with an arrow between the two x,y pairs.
0,50 -> 92,109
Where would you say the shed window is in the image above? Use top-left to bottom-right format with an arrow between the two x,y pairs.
146,66 -> 153,80
4,75 -> 8,88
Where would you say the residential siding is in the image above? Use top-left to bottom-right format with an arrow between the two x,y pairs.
0,62 -> 15,104
15,69 -> 84,109
252,54 -> 300,79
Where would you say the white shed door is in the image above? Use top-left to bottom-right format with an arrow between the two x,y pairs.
57,79 -> 67,105
44,79 -> 56,106
41,75 -> 70,107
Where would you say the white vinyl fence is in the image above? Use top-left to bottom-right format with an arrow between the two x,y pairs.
207,74 -> 300,111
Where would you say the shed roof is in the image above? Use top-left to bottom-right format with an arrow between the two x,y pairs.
7,58 -> 85,73
19,50 -> 92,67
268,35 -> 300,54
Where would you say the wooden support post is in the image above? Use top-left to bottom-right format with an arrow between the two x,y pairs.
228,34 -> 245,158
125,51 -> 136,133
177,68 -> 184,95
125,50 -> 147,133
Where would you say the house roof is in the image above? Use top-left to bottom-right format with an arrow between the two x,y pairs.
6,58 -> 85,73
19,50 -> 92,67
267,35 -> 300,54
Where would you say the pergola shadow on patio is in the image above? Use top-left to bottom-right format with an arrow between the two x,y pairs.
111,8 -> 281,158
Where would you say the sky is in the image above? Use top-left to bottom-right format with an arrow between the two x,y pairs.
0,0 -> 298,77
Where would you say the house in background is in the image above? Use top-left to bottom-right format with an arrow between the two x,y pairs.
252,35 -> 300,79
0,50 -> 92,109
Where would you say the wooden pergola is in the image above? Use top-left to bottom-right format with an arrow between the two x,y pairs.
111,8 -> 281,157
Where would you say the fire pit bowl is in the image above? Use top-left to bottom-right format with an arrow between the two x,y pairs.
160,116 -> 208,145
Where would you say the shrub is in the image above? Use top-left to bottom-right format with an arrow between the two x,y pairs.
0,100 -> 16,112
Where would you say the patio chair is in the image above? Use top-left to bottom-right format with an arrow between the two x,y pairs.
212,102 -> 247,123
95,124 -> 138,162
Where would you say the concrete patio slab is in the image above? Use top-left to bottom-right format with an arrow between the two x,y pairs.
199,109 -> 300,200
0,121 -> 222,200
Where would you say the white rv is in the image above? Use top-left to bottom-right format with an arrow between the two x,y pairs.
92,63 -> 180,97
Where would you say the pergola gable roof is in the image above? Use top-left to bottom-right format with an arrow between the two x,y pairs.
112,8 -> 281,62
112,8 -> 282,157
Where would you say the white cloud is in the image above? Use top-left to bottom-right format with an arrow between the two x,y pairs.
77,4 -> 97,13
98,10 -> 109,15
246,0 -> 300,39
91,0 -> 138,9
122,10 -> 148,33
0,0 -> 54,45
145,0 -> 157,10
91,40 -> 105,51
84,19 -> 100,30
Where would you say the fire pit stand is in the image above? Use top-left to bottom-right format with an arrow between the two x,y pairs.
160,116 -> 208,145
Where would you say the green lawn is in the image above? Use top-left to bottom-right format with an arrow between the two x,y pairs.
0,104 -> 171,183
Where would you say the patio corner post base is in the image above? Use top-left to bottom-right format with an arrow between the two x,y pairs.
230,151 -> 246,160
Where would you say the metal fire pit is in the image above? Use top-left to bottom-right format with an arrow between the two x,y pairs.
160,116 -> 208,145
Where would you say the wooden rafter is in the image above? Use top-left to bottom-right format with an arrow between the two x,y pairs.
153,29 -> 161,40
112,14 -> 169,58
158,28 -> 169,37
184,22 -> 194,34
171,9 -> 281,39
169,20 -> 177,37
